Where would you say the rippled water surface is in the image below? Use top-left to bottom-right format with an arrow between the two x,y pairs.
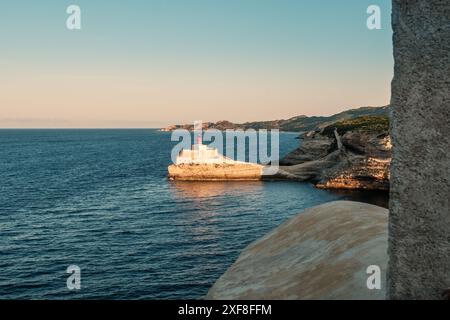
0,129 -> 388,299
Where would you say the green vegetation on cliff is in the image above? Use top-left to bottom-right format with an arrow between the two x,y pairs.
322,116 -> 390,138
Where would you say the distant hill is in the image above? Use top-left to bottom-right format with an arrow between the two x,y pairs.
160,106 -> 390,133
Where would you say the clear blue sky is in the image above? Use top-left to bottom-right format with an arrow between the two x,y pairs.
1,0 -> 393,128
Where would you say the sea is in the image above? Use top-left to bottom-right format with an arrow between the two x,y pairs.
0,129 -> 388,299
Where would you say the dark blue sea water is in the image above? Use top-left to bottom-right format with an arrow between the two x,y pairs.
0,129 -> 388,299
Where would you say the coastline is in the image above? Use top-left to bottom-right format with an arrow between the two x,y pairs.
167,111 -> 391,192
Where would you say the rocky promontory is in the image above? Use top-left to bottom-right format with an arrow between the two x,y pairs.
276,116 -> 391,191
206,201 -> 388,300
168,163 -> 263,181
166,110 -> 391,190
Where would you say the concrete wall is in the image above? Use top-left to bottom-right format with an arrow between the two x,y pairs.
388,0 -> 450,299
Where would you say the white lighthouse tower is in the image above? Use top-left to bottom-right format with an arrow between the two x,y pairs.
175,121 -> 224,165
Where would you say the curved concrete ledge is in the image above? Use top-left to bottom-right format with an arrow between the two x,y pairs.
206,201 -> 388,300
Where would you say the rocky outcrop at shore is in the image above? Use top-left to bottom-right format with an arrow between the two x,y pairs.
276,116 -> 391,191
168,163 -> 263,181
206,201 -> 388,300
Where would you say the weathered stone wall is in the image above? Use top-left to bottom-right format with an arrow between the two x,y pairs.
388,0 -> 450,299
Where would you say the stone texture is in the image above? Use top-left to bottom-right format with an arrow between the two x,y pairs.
341,132 -> 391,158
206,201 -> 388,300
280,132 -> 335,165
168,163 -> 263,181
388,0 -> 450,299
276,129 -> 391,190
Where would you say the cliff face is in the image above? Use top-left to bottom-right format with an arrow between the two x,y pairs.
206,201 -> 388,300
277,116 -> 391,191
280,132 -> 334,165
168,163 -> 263,181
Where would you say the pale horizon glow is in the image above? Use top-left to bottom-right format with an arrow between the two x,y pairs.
0,0 -> 393,128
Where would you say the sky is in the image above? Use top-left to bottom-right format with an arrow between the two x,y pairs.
0,0 -> 393,128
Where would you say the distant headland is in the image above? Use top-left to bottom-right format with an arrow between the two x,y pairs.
160,106 -> 389,132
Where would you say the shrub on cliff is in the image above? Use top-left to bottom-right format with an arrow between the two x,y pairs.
322,116 -> 389,137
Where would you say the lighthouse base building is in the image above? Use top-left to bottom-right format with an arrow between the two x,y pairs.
175,143 -> 228,165
169,139 -> 263,181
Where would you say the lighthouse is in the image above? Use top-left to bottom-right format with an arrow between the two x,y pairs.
168,120 -> 264,180
192,132 -> 209,156
194,120 -> 203,146
196,133 -> 202,145
174,121 -> 225,165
